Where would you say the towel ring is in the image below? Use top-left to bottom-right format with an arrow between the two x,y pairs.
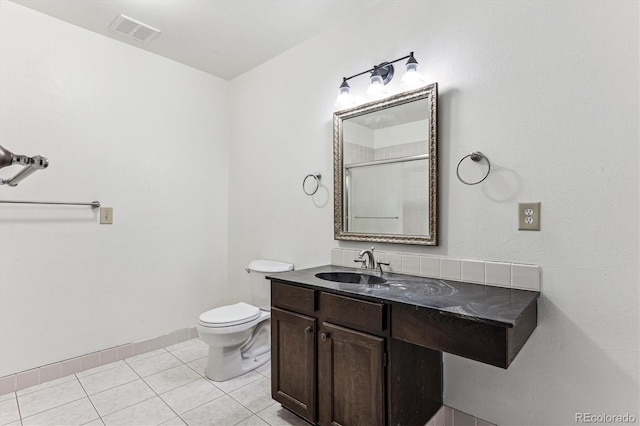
303,173 -> 321,195
456,151 -> 490,185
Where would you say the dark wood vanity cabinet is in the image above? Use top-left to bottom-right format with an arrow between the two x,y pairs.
270,266 -> 539,425
271,307 -> 316,421
271,281 -> 442,426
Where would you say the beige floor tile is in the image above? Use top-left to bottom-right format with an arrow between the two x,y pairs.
229,377 -> 273,414
102,396 -> 175,426
127,352 -> 182,377
164,339 -> 197,353
9,341 -> 280,426
78,365 -> 139,395
77,361 -> 126,378
167,341 -> 208,364
124,348 -> 167,364
208,370 -> 263,394
254,361 -> 271,378
235,415 -> 269,426
0,396 -> 20,425
17,379 -> 86,418
181,395 -> 252,426
159,416 -> 187,426
186,357 -> 207,377
83,419 -> 106,425
21,398 -> 99,426
144,365 -> 200,394
256,402 -> 310,426
16,374 -> 77,397
159,378 -> 224,415
89,379 -> 155,416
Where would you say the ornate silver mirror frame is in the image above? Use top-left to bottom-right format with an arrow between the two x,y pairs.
333,83 -> 438,245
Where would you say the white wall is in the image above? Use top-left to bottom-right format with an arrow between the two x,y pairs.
228,1 -> 639,425
0,2 -> 232,376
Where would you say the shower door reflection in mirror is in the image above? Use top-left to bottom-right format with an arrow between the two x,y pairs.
334,83 -> 437,245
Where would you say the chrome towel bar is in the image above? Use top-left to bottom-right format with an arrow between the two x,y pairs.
0,200 -> 100,208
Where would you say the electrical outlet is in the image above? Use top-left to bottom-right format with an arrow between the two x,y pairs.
518,202 -> 540,231
100,207 -> 113,225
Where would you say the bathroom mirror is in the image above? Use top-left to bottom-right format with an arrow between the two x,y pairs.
333,83 -> 438,245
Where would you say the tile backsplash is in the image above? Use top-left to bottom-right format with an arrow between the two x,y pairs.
331,248 -> 541,291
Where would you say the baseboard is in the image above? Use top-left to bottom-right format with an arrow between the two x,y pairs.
0,327 -> 198,395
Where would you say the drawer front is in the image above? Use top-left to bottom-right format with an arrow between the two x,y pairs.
320,292 -> 385,334
271,281 -> 316,315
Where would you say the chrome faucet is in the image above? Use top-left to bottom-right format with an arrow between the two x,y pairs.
355,247 -> 376,269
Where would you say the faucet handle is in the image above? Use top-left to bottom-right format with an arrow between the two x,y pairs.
376,260 -> 390,274
354,258 -> 366,268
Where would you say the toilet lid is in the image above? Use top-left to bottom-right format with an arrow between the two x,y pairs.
199,302 -> 261,327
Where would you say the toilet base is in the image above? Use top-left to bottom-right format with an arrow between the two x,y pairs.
205,346 -> 270,382
200,317 -> 271,382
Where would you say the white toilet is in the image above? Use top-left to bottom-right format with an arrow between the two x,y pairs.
197,259 -> 294,381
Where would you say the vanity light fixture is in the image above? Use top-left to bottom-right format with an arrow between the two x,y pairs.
335,52 -> 424,109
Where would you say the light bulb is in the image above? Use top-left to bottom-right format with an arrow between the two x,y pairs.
366,73 -> 386,99
401,59 -> 425,89
334,79 -> 356,110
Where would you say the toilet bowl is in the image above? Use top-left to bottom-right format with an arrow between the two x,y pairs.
197,259 -> 293,381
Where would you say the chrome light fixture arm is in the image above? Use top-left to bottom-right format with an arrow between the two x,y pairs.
340,52 -> 415,86
0,144 -> 49,187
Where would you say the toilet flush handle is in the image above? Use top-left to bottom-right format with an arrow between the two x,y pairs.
245,268 -> 250,273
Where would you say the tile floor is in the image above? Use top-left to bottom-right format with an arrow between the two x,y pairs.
0,338 -> 310,426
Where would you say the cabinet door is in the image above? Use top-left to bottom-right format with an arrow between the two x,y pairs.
318,322 -> 385,426
271,307 -> 317,422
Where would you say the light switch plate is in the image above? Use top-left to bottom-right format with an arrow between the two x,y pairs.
518,202 -> 540,231
100,207 -> 113,225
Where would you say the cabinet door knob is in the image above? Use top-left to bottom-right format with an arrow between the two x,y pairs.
304,326 -> 313,335
320,332 -> 329,341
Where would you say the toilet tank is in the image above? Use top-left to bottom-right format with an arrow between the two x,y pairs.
248,259 -> 294,310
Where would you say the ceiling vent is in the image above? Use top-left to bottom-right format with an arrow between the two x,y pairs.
108,14 -> 161,44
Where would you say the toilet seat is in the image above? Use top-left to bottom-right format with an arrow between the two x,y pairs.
198,302 -> 261,328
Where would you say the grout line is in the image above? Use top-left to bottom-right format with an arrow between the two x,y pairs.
153,369 -> 222,421
76,361 -> 127,380
255,401 -> 279,424
123,348 -> 170,366
128,348 -> 189,425
183,358 -> 207,378
13,392 -> 23,426
75,374 -> 102,424
101,351 -> 180,425
19,394 -> 89,424
231,411 -> 255,426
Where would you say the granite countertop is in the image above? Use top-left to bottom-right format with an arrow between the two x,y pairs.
267,265 -> 540,328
